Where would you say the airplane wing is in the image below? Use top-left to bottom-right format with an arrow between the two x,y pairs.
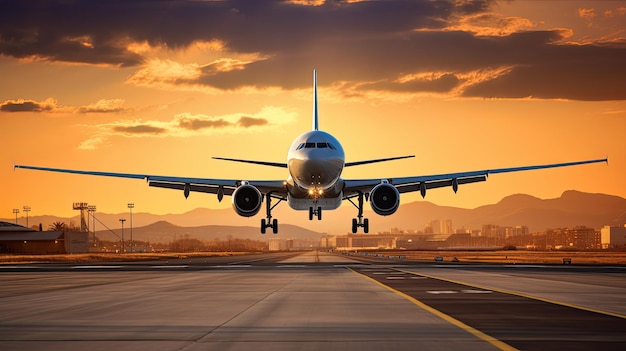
13,164 -> 287,200
343,158 -> 608,198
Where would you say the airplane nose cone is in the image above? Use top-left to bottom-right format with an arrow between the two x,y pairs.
289,157 -> 343,190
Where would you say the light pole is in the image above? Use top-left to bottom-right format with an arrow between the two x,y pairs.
23,206 -> 31,227
119,218 -> 126,253
88,205 -> 96,247
128,203 -> 134,253
12,209 -> 19,225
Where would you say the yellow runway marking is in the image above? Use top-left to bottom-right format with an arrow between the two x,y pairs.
348,267 -> 518,351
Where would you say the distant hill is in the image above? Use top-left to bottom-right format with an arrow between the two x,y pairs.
94,220 -> 324,244
373,190 -> 626,232
4,191 -> 625,235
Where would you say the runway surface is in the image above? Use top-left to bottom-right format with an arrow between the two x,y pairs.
1,251 -> 625,351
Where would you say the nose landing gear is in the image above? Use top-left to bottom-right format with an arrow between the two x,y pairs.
309,206 -> 322,221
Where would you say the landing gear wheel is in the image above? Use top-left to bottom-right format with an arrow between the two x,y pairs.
309,207 -> 314,221
261,192 -> 283,234
348,191 -> 371,233
317,207 -> 322,220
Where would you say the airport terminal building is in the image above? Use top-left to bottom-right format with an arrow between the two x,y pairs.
0,221 -> 88,254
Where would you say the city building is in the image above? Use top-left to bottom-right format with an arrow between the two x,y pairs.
427,219 -> 453,235
268,238 -> 282,251
600,225 -> 626,249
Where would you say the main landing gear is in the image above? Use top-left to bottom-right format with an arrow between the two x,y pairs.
261,193 -> 282,234
348,191 -> 369,233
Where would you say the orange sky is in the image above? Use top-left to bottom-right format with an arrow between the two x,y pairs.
1,0 -> 625,222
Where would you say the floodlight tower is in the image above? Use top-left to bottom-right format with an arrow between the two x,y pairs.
72,202 -> 89,232
119,218 -> 126,253
23,206 -> 31,227
88,205 -> 96,246
128,203 -> 134,253
12,208 -> 19,225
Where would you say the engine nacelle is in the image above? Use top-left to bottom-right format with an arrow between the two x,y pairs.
232,184 -> 262,217
370,182 -> 400,216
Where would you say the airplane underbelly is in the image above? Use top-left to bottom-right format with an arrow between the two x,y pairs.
287,195 -> 342,210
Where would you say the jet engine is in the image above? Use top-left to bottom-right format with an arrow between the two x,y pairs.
232,184 -> 262,217
369,182 -> 400,216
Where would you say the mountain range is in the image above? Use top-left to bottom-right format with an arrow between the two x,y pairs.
3,191 -> 625,241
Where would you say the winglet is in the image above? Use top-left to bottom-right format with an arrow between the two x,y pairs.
312,69 -> 318,131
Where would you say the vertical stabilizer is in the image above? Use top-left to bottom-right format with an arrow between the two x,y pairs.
312,69 -> 319,131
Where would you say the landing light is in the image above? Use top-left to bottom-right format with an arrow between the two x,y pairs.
318,189 -> 323,195
308,189 -> 314,195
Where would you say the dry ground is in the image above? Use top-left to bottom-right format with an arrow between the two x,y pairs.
380,250 -> 626,265
0,251 -> 258,264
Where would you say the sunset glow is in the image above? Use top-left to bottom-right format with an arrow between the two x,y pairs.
1,0 -> 624,221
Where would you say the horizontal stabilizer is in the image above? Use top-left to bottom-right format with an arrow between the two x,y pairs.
213,157 -> 288,168
345,155 -> 414,167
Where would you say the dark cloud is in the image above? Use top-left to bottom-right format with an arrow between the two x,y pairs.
0,98 -> 55,112
1,0 -> 625,100
112,125 -> 165,135
463,60 -> 626,101
237,116 -> 268,128
0,0 -> 465,67
360,74 -> 460,93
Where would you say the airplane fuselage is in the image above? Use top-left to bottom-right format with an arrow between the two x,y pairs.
286,130 -> 345,210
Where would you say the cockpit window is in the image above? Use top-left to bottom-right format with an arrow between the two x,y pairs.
297,141 -> 338,150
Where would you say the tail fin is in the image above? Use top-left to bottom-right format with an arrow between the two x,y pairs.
312,69 -> 318,131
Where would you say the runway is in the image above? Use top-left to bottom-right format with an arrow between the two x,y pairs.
1,251 -> 625,351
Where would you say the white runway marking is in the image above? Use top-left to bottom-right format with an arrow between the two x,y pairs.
71,266 -> 123,269
151,265 -> 189,269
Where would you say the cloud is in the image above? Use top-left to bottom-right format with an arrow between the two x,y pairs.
578,8 -> 596,20
441,12 -> 535,36
0,97 -> 131,114
0,98 -> 58,112
112,125 -> 166,135
1,0 -> 625,101
78,106 -> 295,150
177,115 -> 233,130
77,99 -> 128,113
237,116 -> 268,128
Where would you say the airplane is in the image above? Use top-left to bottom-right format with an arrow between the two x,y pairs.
14,70 -> 607,234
